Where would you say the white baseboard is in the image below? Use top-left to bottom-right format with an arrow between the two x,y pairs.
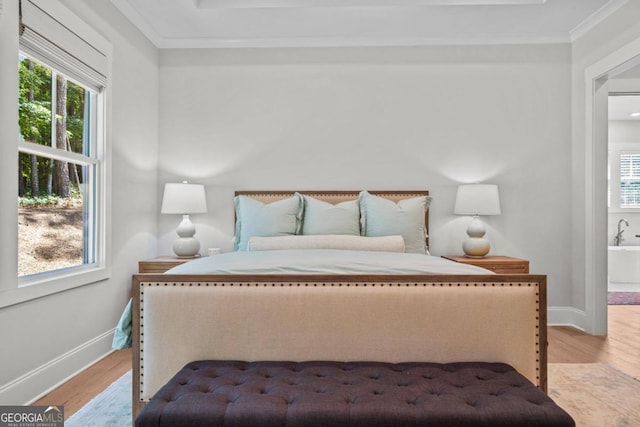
547,306 -> 587,331
0,329 -> 116,405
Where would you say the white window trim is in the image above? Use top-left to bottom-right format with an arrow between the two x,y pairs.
2,267 -> 112,308
3,0 -> 112,309
608,142 -> 640,213
19,140 -> 98,166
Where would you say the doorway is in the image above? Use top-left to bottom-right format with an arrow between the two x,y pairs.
607,90 -> 640,305
584,37 -> 640,335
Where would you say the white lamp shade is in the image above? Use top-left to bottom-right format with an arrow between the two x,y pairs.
161,182 -> 208,214
454,184 -> 501,216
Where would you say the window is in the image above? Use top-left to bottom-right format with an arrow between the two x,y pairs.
619,152 -> 640,208
18,56 -> 99,277
608,144 -> 640,212
10,0 -> 110,303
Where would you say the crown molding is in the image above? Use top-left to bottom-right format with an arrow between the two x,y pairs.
155,34 -> 569,49
569,0 -> 628,42
110,0 -> 164,47
195,0 -> 545,9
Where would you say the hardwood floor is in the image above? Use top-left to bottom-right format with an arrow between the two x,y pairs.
32,348 -> 131,419
548,305 -> 640,379
30,305 -> 640,420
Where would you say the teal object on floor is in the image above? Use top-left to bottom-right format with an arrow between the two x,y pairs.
112,299 -> 132,350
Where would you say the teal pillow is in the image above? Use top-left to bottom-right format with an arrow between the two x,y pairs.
299,193 -> 360,236
359,191 -> 432,254
234,194 -> 303,251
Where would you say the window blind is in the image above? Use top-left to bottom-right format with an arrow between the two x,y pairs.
19,0 -> 107,91
620,153 -> 640,179
620,153 -> 640,208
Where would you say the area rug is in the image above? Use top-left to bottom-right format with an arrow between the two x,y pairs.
65,370 -> 131,427
548,363 -> 640,427
608,291 -> 640,305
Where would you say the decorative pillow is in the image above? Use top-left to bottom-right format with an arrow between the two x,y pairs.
298,193 -> 360,236
247,235 -> 405,252
234,194 -> 303,251
359,191 -> 432,254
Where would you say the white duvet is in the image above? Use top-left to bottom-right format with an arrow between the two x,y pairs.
166,249 -> 494,275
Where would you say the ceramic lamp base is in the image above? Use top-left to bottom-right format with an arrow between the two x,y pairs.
462,216 -> 490,258
173,237 -> 201,257
172,214 -> 201,257
462,237 -> 490,258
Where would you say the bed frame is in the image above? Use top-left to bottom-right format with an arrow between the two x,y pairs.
131,191 -> 548,422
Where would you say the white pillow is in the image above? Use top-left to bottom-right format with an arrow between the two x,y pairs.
247,235 -> 405,253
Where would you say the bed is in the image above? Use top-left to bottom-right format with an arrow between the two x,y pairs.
131,190 -> 574,426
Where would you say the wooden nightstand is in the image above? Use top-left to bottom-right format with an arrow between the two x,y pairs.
138,256 -> 197,273
441,255 -> 529,274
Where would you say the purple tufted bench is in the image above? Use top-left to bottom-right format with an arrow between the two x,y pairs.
135,360 -> 575,427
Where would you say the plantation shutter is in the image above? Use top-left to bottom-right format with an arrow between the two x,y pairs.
19,0 -> 107,91
620,152 -> 640,208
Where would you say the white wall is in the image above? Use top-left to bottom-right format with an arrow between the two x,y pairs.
0,0 -> 159,404
158,45 -> 573,308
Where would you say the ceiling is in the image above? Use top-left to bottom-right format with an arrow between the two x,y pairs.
609,95 -> 640,121
110,0 -> 626,49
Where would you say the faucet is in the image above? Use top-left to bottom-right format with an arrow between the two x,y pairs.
614,219 -> 629,246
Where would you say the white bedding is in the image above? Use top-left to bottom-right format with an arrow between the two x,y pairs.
166,249 -> 493,275
247,235 -> 406,253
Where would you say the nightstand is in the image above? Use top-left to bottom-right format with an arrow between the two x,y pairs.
441,255 -> 529,274
138,256 -> 197,273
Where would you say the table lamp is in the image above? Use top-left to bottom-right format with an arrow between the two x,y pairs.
161,181 -> 208,257
454,184 -> 501,258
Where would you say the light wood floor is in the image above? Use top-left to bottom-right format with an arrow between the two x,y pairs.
32,348 -> 132,419
548,305 -> 640,380
33,305 -> 640,420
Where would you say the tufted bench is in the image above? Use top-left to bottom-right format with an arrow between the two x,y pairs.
135,360 -> 575,427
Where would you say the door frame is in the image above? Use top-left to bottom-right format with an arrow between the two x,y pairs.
584,36 -> 640,335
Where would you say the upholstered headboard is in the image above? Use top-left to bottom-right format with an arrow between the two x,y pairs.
132,274 -> 548,420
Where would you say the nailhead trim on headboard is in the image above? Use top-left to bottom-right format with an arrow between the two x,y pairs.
137,280 -> 541,402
